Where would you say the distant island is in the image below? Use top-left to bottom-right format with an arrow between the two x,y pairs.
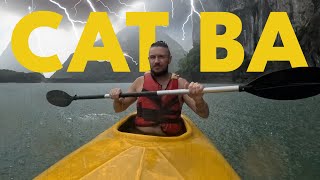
0,69 -> 45,83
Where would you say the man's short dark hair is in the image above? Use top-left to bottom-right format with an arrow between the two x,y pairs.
150,41 -> 171,56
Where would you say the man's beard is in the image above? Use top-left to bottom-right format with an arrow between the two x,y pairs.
151,66 -> 169,77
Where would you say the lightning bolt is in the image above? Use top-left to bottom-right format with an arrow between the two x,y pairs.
198,0 -> 205,11
46,0 -> 143,66
124,53 -> 138,65
118,0 -> 146,12
71,0 -> 139,66
49,0 -> 86,39
116,0 -> 166,30
32,0 -> 36,11
72,0 -> 82,17
96,0 -> 147,19
27,0 -> 44,56
26,0 -> 36,12
28,0 -> 34,13
97,0 -> 125,19
181,0 -> 201,40
85,0 -> 96,12
97,0 -> 146,65
170,0 -> 174,18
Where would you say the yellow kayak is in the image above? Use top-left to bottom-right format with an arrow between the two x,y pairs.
35,113 -> 239,180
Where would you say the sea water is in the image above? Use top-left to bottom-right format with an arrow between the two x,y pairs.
0,83 -> 319,179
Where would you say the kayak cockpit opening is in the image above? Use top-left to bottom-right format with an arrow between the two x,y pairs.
117,114 -> 187,137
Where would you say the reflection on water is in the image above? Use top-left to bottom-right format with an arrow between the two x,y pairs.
0,83 -> 319,179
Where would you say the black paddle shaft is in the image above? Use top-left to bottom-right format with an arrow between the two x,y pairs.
73,95 -> 105,100
46,90 -> 158,107
73,91 -> 158,99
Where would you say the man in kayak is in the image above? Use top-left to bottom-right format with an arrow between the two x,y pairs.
109,41 -> 209,136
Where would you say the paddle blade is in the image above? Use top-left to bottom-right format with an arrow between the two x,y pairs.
243,67 -> 320,100
46,90 -> 73,107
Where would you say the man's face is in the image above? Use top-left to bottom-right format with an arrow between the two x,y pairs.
148,46 -> 171,76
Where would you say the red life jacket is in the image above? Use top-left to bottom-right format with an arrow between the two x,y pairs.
135,72 -> 184,135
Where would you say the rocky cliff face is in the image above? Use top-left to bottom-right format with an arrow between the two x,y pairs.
188,0 -> 319,82
194,0 -> 315,45
297,0 -> 320,67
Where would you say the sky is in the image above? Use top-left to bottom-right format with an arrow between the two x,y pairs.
0,0 -> 209,77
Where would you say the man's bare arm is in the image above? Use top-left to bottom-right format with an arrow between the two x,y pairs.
179,78 -> 209,118
111,77 -> 143,113
183,94 -> 209,118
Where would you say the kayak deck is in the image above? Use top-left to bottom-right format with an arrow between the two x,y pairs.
35,113 -> 239,180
